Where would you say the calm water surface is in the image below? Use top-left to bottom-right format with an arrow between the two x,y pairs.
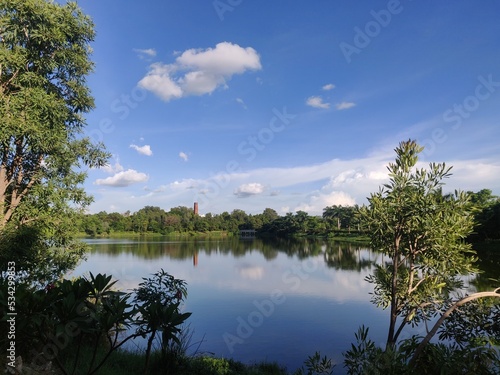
69,237 -> 488,372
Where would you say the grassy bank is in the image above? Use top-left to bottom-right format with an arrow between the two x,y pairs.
53,346 -> 290,375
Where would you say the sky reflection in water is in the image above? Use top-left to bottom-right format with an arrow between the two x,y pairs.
70,238 -> 392,372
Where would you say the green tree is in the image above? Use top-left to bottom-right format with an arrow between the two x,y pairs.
344,140 -> 500,373
0,0 -> 108,281
262,207 -> 279,222
359,140 -> 478,349
468,189 -> 500,240
169,206 -> 195,232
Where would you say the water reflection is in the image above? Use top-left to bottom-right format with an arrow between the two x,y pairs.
324,243 -> 379,272
82,237 -> 378,266
71,237 -> 387,372
70,237 -> 498,372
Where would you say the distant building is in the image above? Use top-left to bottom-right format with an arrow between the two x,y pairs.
194,202 -> 199,215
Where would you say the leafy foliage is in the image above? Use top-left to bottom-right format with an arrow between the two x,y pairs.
343,327 -> 500,374
468,189 -> 500,240
0,269 -> 192,375
0,0 -> 109,282
294,351 -> 335,375
358,140 -> 477,348
344,140 -> 500,374
132,269 -> 191,374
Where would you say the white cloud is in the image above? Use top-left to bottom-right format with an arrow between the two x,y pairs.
322,83 -> 335,91
329,169 -> 365,187
179,151 -> 189,162
295,190 -> 356,215
234,183 -> 265,198
306,96 -> 330,109
88,144 -> 500,217
236,97 -> 247,109
95,169 -> 149,187
130,144 -> 153,156
134,48 -> 157,59
138,63 -> 183,102
101,160 -> 124,174
138,42 -> 261,102
176,42 -> 261,75
335,101 -> 356,110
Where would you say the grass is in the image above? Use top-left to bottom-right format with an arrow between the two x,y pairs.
52,345 -> 289,375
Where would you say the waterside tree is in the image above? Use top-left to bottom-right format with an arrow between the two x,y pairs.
345,140 -> 500,373
359,140 -> 478,349
0,0 -> 108,282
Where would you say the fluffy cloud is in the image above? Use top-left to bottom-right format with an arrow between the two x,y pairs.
329,169 -> 365,187
179,151 -> 189,162
95,169 -> 149,187
306,96 -> 330,109
101,161 -> 124,174
130,144 -> 153,156
295,190 -> 356,215
138,63 -> 183,101
234,183 -> 265,198
322,83 -> 335,91
335,101 -> 356,110
138,42 -> 261,102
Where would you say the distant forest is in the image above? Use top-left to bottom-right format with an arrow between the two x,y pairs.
78,189 -> 500,240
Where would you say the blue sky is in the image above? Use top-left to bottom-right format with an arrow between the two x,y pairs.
74,0 -> 500,215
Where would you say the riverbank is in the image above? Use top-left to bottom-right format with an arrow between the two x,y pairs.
77,230 -> 234,239
78,230 -> 371,244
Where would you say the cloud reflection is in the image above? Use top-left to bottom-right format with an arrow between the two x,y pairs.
236,264 -> 265,280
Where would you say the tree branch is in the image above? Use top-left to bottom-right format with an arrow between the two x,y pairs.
2,150 -> 43,226
409,276 -> 427,294
410,288 -> 500,367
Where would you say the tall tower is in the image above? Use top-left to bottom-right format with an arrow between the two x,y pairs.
193,202 -> 199,215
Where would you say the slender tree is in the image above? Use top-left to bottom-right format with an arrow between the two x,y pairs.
0,0 -> 108,281
359,140 -> 477,349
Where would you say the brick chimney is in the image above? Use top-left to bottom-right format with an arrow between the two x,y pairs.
194,202 -> 198,215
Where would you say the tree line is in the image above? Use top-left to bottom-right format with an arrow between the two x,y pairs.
77,205 -> 360,237
78,188 -> 500,241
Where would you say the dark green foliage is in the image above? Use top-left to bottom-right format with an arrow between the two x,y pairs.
132,269 -> 191,374
0,272 -> 134,375
0,269 -> 192,375
439,297 -> 500,348
343,326 -> 410,375
468,189 -> 500,240
294,351 -> 335,375
343,326 -> 500,374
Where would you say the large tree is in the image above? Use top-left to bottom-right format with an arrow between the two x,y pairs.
0,0 -> 108,281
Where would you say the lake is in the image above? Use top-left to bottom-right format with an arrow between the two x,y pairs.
69,236 -> 490,373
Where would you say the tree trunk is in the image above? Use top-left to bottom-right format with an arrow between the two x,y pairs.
144,330 -> 156,375
386,240 -> 400,350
